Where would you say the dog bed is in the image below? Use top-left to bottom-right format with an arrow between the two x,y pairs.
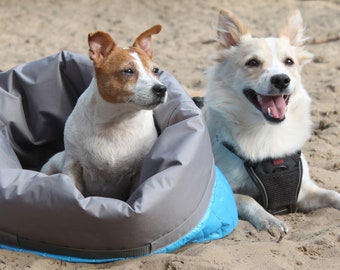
0,51 -> 237,262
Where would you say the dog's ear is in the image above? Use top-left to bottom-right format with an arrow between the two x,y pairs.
278,10 -> 307,47
217,9 -> 250,49
88,31 -> 116,64
278,10 -> 313,66
133,24 -> 162,59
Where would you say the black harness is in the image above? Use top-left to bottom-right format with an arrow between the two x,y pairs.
223,143 -> 303,215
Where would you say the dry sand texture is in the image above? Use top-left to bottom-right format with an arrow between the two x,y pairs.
0,0 -> 339,269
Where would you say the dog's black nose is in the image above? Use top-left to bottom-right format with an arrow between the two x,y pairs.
270,74 -> 290,91
152,84 -> 167,98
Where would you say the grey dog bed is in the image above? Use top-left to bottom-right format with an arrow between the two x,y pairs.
0,51 -> 237,261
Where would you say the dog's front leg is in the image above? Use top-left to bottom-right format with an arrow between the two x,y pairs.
297,154 -> 340,211
63,158 -> 84,194
297,181 -> 340,212
298,187 -> 340,212
235,194 -> 289,239
40,151 -> 65,175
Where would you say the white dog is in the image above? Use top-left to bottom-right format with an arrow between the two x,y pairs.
41,25 -> 167,200
203,9 -> 340,238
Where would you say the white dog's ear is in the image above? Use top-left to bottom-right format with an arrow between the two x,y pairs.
278,10 -> 307,46
88,31 -> 116,64
133,24 -> 162,59
278,10 -> 313,67
217,9 -> 250,49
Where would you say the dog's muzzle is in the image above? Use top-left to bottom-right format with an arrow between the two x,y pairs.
152,84 -> 167,98
243,73 -> 292,123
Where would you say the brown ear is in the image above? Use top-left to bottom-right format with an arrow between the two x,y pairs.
278,10 -> 307,46
88,31 -> 116,64
217,9 -> 250,49
133,24 -> 162,58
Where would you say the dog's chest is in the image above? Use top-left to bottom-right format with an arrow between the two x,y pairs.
65,87 -> 158,198
80,115 -> 157,198
84,127 -> 156,170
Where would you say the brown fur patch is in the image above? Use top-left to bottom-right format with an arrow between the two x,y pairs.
94,47 -> 139,104
94,46 -> 158,104
129,47 -> 158,77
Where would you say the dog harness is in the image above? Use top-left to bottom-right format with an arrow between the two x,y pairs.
223,142 -> 303,215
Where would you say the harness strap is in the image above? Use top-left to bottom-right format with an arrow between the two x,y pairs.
244,152 -> 302,214
222,142 -> 302,215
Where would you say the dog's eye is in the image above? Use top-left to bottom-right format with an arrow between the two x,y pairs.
123,69 -> 134,74
245,58 -> 261,67
153,67 -> 160,75
284,58 -> 294,66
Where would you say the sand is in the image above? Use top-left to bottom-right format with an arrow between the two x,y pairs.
0,0 -> 339,269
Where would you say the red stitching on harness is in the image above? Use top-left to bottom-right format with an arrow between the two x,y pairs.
273,159 -> 284,166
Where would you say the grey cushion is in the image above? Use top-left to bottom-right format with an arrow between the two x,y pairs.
0,51 -> 216,259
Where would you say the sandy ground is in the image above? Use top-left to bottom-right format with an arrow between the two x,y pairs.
0,0 -> 339,269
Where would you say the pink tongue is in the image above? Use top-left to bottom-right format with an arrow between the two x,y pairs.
261,95 -> 286,119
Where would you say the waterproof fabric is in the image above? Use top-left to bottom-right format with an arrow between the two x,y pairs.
0,51 -> 237,261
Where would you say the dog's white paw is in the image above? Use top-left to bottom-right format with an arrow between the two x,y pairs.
256,214 -> 289,241
236,194 -> 289,240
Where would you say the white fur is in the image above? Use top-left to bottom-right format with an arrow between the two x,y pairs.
204,9 -> 340,238
41,27 -> 167,200
41,77 -> 160,200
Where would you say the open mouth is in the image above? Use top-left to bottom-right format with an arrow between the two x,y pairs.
243,89 -> 290,123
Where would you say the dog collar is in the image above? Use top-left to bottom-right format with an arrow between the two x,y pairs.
222,142 -> 302,215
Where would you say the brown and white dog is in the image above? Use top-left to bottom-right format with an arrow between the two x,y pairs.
203,9 -> 340,238
41,25 -> 167,200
